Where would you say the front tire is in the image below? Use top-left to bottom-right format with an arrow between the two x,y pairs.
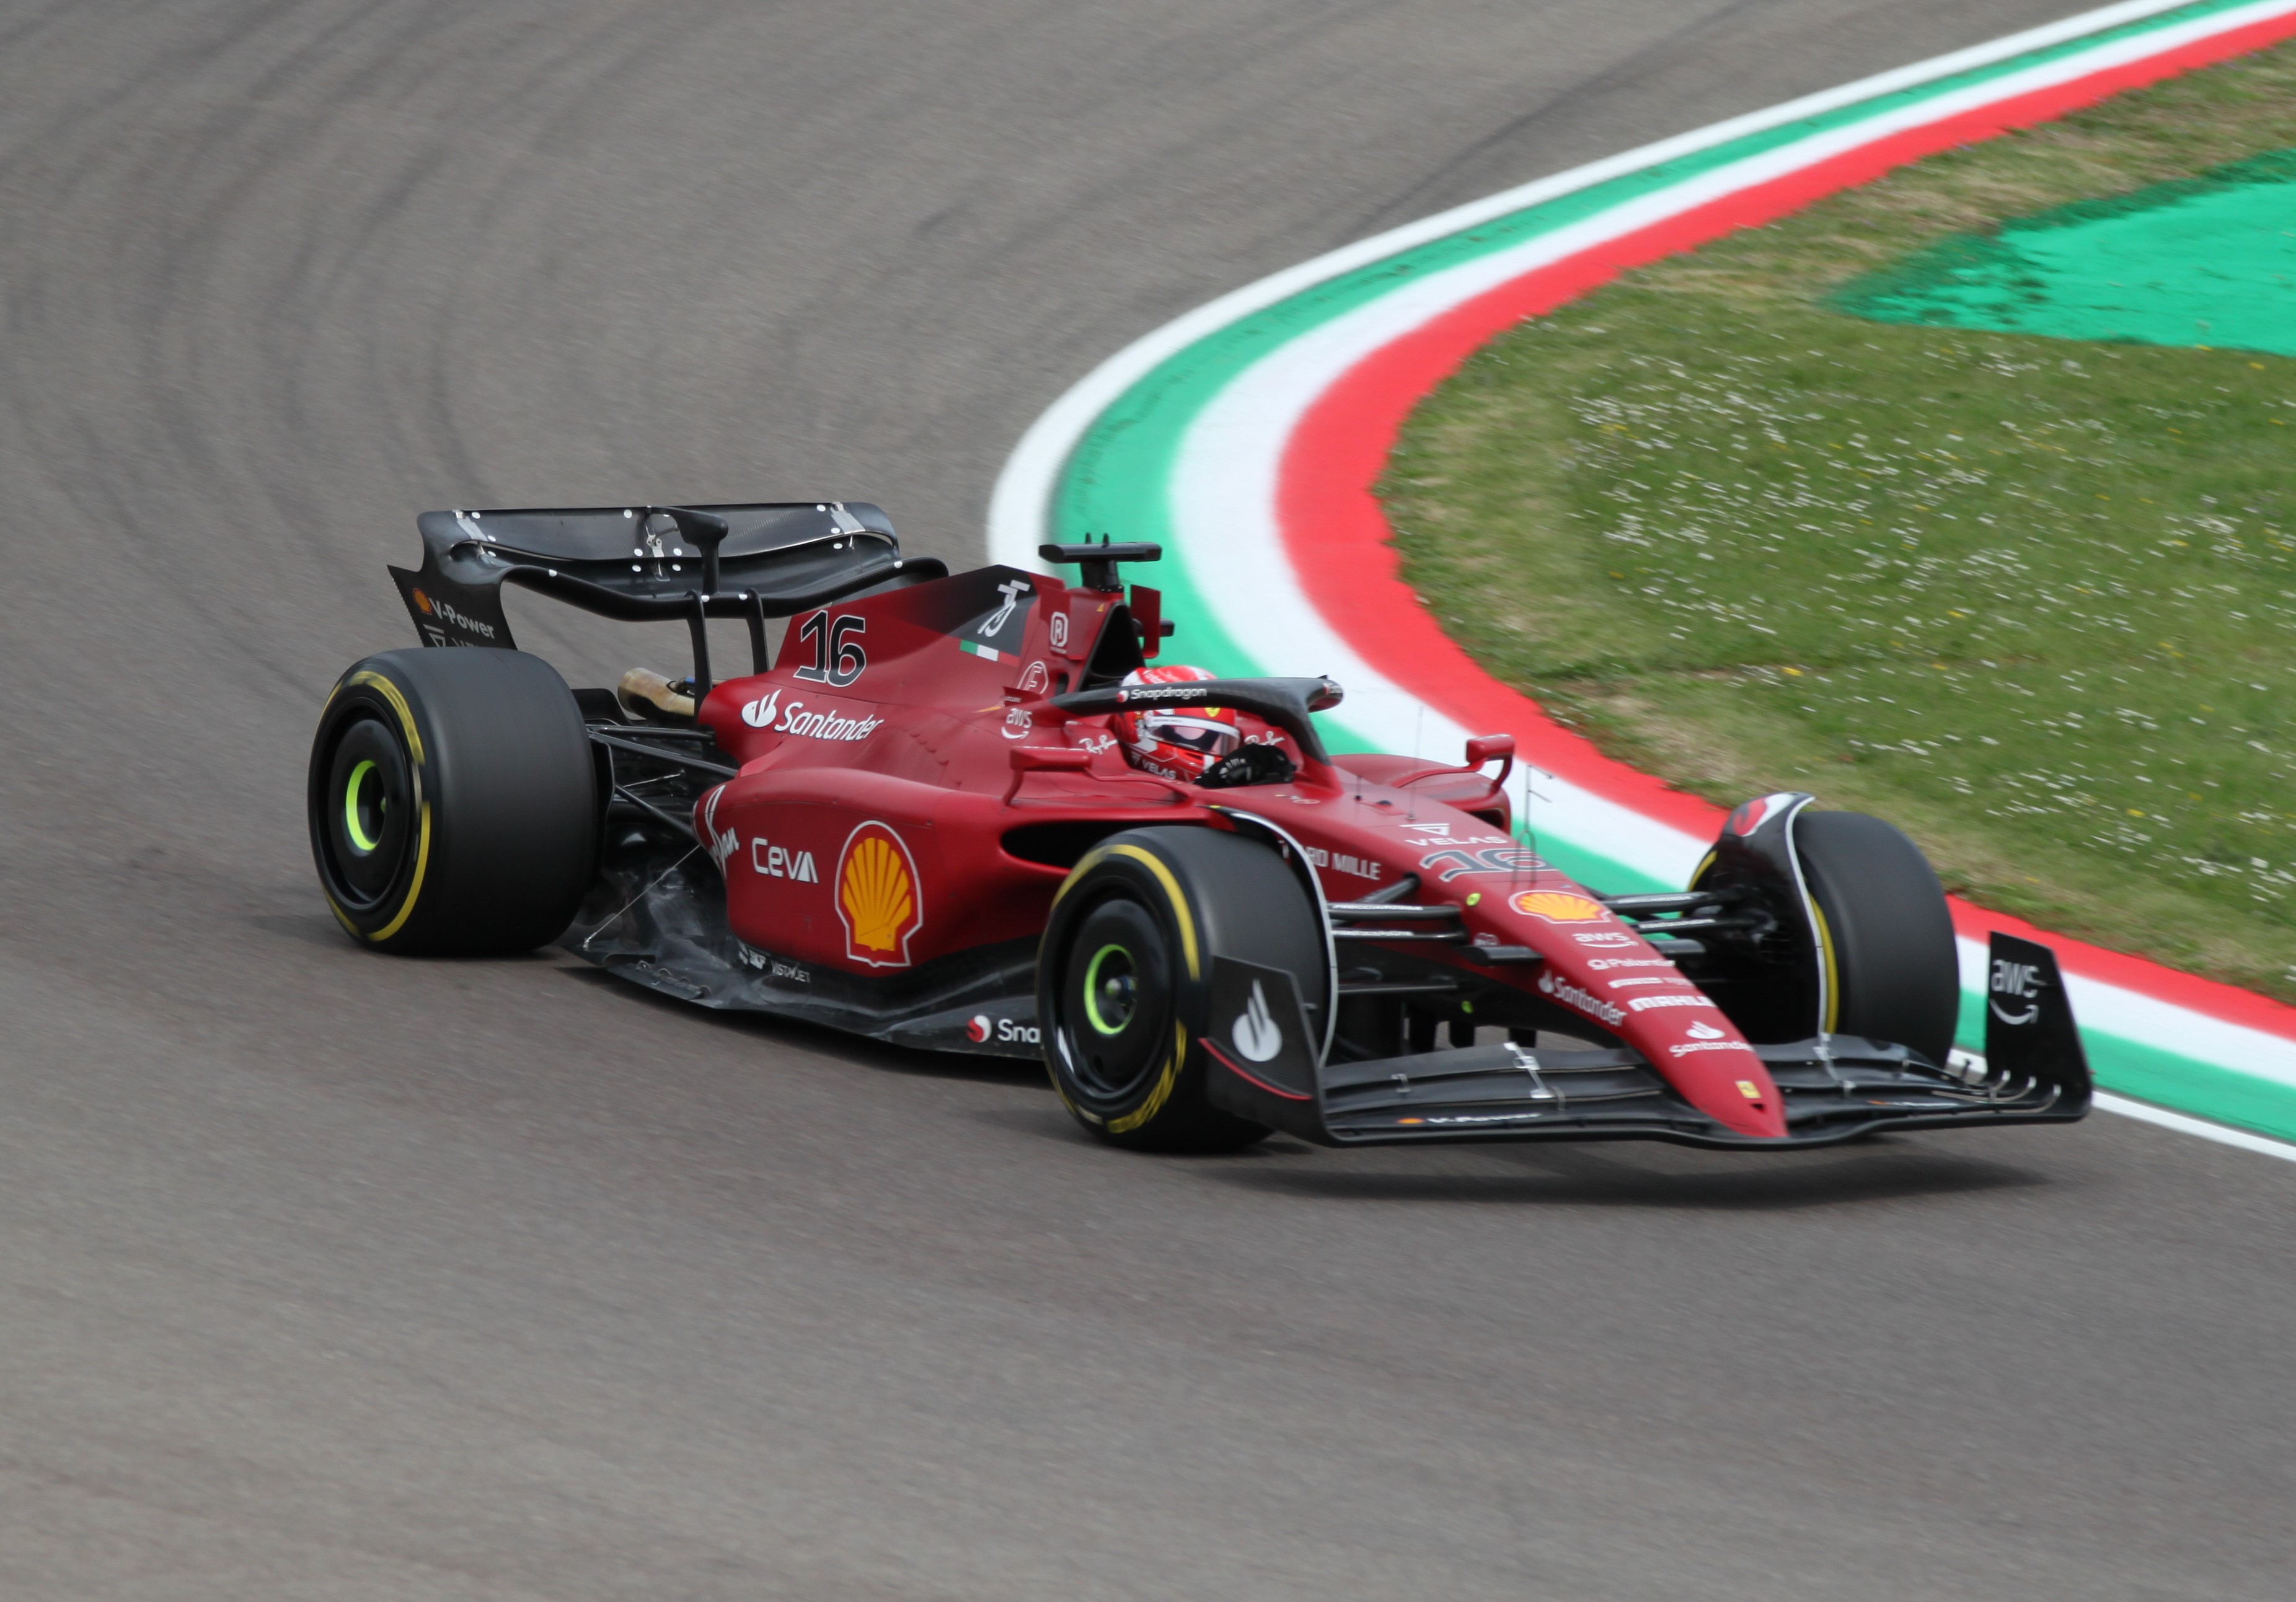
309,648 -> 598,954
1792,811 -> 1960,1067
1038,827 -> 1328,1153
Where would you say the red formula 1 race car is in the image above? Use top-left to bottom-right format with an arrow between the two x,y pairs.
308,502 -> 2091,1151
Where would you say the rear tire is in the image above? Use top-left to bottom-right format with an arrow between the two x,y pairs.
1793,811 -> 1959,1066
309,648 -> 598,954
1038,827 -> 1327,1153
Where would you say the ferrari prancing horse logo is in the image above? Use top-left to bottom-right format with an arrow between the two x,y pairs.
836,821 -> 923,967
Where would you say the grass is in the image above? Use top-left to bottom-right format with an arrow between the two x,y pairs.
1381,41 -> 2296,1001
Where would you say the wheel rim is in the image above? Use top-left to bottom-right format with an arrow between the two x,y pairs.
1061,896 -> 1172,1102
342,760 -> 386,853
318,711 -> 416,909
1082,943 -> 1137,1036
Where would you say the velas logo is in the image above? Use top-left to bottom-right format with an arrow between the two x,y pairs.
1511,891 -> 1604,922
967,1014 -> 991,1043
836,821 -> 923,968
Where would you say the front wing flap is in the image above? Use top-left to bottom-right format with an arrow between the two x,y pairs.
1207,933 -> 2093,1148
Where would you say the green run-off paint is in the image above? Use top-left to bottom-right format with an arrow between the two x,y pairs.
1834,147 -> 2296,354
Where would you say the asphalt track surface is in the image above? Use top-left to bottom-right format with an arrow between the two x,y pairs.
6,2 -> 2294,1597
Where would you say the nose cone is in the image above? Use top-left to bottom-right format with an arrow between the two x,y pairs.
1646,1016 -> 1786,1138
1464,880 -> 1790,1138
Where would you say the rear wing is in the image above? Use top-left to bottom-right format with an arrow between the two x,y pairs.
388,501 -> 948,694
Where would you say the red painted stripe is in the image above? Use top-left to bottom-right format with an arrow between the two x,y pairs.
1203,1039 -> 1315,1099
1278,13 -> 2296,1040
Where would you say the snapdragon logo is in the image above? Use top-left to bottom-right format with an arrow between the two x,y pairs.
967,1013 -> 1040,1045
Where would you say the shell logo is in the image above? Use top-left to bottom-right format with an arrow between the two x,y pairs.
412,588 -> 433,614
1509,891 -> 1605,923
836,821 -> 922,967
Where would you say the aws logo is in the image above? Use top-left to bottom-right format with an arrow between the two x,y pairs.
837,821 -> 922,967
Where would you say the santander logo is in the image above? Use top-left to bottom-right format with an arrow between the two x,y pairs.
741,687 -> 781,728
1687,1019 -> 1725,1039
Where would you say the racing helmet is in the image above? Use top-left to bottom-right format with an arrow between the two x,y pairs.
1115,664 -> 1239,781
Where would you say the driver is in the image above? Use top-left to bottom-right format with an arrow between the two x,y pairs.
1113,664 -> 1239,782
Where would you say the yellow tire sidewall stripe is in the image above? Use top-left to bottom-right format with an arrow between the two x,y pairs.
1052,838 -> 1204,1133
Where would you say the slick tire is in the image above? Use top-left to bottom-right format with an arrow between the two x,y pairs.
1038,827 -> 1327,1153
1793,811 -> 1960,1067
309,648 -> 598,955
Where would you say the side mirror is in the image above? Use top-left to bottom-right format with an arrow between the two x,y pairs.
1465,734 -> 1516,781
1010,746 -> 1093,774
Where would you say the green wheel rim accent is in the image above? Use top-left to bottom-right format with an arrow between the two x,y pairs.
343,759 -> 384,853
1082,943 -> 1134,1036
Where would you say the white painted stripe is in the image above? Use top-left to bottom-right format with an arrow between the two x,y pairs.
988,0 -> 2282,569
2095,1093 -> 2296,1161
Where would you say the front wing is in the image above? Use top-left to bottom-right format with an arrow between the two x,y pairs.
1208,933 -> 2093,1148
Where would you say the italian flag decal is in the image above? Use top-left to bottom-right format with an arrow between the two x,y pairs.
992,0 -> 2296,1155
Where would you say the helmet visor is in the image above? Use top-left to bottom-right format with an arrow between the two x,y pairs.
1149,715 -> 1238,757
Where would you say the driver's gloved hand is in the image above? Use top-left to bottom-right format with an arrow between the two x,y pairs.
1196,743 -> 1297,789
